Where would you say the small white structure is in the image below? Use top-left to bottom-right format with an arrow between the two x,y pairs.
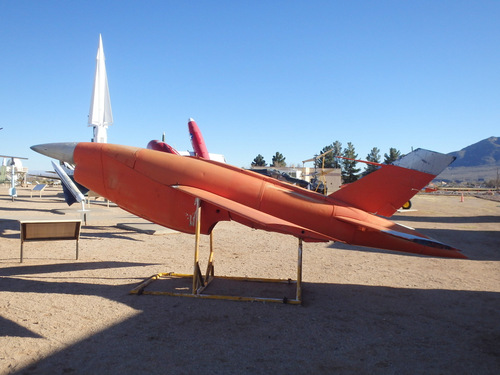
88,34 -> 113,143
1,157 -> 28,199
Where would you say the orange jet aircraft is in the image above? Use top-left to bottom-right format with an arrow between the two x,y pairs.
31,142 -> 466,259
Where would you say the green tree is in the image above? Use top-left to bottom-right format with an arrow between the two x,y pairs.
271,152 -> 286,167
315,141 -> 342,169
315,145 -> 333,168
251,154 -> 266,167
363,147 -> 381,176
384,148 -> 401,164
332,140 -> 343,168
341,142 -> 360,184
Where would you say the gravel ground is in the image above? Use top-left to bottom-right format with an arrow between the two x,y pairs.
1,187 -> 499,374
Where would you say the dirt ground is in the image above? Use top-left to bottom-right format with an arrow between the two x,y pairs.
1,187 -> 499,374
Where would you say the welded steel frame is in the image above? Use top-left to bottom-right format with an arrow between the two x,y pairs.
130,198 -> 303,304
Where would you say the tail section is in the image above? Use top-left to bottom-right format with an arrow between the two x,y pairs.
330,149 -> 455,217
392,148 -> 456,174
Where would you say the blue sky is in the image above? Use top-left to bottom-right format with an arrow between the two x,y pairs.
1,1 -> 499,171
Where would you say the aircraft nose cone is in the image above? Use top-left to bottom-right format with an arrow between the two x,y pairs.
30,142 -> 78,164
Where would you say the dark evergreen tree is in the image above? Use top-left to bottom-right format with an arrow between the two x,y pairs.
332,140 -> 343,168
315,141 -> 342,169
384,148 -> 401,164
363,147 -> 381,176
271,152 -> 286,167
341,142 -> 360,184
315,145 -> 334,168
251,154 -> 266,167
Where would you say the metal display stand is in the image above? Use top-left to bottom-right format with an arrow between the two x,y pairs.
130,198 -> 303,304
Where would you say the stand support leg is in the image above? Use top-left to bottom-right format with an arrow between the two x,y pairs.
296,238 -> 303,302
205,232 -> 215,281
193,198 -> 202,293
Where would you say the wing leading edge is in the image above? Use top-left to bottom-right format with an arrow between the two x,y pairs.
173,185 -> 331,242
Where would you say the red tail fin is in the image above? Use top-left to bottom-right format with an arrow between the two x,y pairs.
329,149 -> 455,217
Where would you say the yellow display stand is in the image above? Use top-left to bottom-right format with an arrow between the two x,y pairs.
130,198 -> 303,304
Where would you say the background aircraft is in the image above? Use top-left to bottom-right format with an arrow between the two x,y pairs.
1,155 -> 28,200
188,118 -> 209,159
2,125 -> 29,199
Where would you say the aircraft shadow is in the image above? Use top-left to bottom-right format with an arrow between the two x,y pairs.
3,275 -> 498,374
0,261 -> 157,277
80,226 -> 144,242
0,206 -> 58,214
0,220 -> 144,242
0,262 -> 156,342
0,316 -> 43,339
0,219 -> 20,237
4,195 -> 65,202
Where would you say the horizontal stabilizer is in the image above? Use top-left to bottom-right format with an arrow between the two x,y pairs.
382,229 -> 456,251
335,214 -> 466,258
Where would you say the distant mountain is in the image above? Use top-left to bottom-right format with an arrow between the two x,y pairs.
437,136 -> 500,182
448,136 -> 500,167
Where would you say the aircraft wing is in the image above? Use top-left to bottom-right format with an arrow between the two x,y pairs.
28,171 -> 59,179
173,185 -> 331,242
0,154 -> 28,160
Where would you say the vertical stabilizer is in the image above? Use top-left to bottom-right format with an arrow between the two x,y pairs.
329,149 -> 455,217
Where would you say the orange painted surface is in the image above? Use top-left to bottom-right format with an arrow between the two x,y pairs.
73,143 -> 466,259
330,165 -> 435,217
